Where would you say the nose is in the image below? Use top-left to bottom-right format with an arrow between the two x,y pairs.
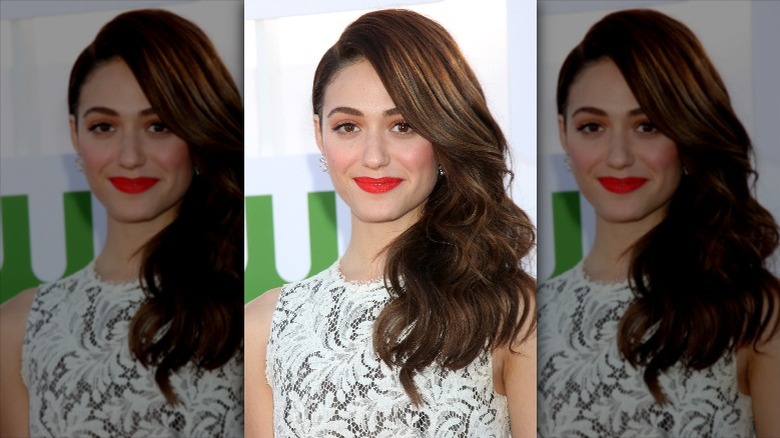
605,129 -> 634,169
117,130 -> 146,169
361,129 -> 390,169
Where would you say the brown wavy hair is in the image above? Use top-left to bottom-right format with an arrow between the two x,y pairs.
68,9 -> 243,404
557,9 -> 780,404
313,9 -> 536,404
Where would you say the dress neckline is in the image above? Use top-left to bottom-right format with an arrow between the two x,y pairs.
87,260 -> 142,288
334,261 -> 386,288
575,260 -> 631,289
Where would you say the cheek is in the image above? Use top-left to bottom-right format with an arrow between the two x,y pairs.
396,140 -> 437,174
79,144 -> 114,172
568,146 -> 600,172
644,140 -> 680,173
154,141 -> 192,175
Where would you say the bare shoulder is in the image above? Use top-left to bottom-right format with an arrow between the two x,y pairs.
245,288 -> 281,332
0,287 -> 38,334
740,293 -> 780,437
0,288 -> 36,436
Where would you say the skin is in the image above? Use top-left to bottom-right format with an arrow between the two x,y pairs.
0,58 -> 193,437
559,60 -> 681,281
560,59 -> 780,435
246,59 -> 533,437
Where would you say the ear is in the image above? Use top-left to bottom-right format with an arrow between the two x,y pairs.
557,114 -> 570,155
69,115 -> 80,154
313,115 -> 324,154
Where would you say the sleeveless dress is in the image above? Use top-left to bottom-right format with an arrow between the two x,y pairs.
537,261 -> 753,437
266,262 -> 510,437
22,262 -> 243,437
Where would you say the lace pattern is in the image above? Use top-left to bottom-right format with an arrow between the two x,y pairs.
537,261 -> 753,437
21,262 -> 243,437
266,262 -> 510,437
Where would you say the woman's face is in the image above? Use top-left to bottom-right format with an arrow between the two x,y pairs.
314,59 -> 438,228
70,59 -> 192,227
559,59 -> 682,227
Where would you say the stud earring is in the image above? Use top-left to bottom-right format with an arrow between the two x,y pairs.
193,166 -> 201,176
319,155 -> 328,173
682,165 -> 689,176
438,165 -> 445,177
75,155 -> 83,172
564,154 -> 572,172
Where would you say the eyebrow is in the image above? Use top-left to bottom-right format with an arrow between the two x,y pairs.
326,106 -> 401,118
570,106 -> 645,118
81,106 -> 157,119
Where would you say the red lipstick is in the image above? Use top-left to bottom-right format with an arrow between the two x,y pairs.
110,177 -> 159,194
598,177 -> 647,194
353,177 -> 403,194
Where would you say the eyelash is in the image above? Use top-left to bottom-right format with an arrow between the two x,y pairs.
576,122 -> 602,134
86,120 -> 170,135
391,121 -> 414,134
87,122 -> 114,134
332,122 -> 358,134
575,121 -> 658,135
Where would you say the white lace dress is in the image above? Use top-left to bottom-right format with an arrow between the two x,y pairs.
266,262 -> 510,437
22,262 -> 243,437
537,261 -> 753,437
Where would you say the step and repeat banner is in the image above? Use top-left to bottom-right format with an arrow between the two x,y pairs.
1,0 -> 538,304
0,0 -> 243,303
243,0 -> 537,301
538,0 -> 780,281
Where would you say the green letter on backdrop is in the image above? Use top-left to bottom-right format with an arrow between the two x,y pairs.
0,192 -> 94,303
244,191 -> 339,302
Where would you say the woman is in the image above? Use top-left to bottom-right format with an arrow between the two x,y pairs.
0,9 -> 243,437
246,9 -> 536,438
538,9 -> 780,437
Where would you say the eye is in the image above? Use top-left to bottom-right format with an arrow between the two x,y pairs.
333,122 -> 359,135
87,122 -> 115,134
391,122 -> 414,134
576,122 -> 603,134
635,121 -> 658,134
147,121 -> 170,134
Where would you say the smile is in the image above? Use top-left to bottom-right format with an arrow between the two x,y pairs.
109,177 -> 159,194
353,177 -> 403,194
598,177 -> 648,194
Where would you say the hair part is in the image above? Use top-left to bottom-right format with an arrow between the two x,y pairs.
68,9 -> 244,404
557,8 -> 780,404
313,9 -> 536,404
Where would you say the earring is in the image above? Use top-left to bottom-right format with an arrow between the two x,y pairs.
75,155 -> 83,172
682,165 -> 689,176
564,154 -> 572,172
438,165 -> 445,177
319,155 -> 328,173
193,166 -> 201,176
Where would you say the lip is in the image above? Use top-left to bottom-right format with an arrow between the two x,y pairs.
109,177 -> 160,194
598,177 -> 648,194
353,177 -> 403,194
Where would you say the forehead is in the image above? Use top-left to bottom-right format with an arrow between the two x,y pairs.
567,59 -> 640,115
322,59 -> 396,114
77,59 -> 150,112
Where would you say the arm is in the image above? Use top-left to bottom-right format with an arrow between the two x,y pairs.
747,303 -> 780,438
244,288 -> 281,438
503,326 -> 537,438
0,288 -> 36,438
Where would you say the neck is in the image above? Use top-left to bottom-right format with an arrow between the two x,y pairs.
95,216 -> 170,282
339,214 -> 413,282
585,215 -> 661,282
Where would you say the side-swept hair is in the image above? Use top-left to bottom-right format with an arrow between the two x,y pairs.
313,9 -> 536,404
68,9 -> 243,404
557,8 -> 780,404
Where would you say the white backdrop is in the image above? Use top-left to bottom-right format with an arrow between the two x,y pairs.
537,0 -> 780,281
0,0 -> 243,301
244,0 -> 538,299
